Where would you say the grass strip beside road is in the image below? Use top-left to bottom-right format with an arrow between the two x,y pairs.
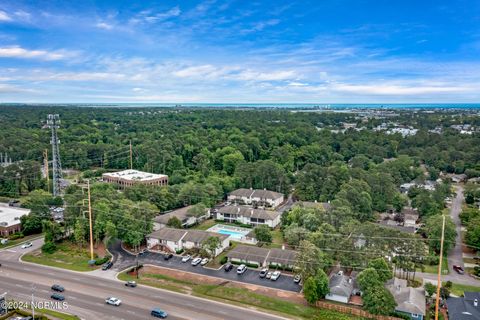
447,282 -> 480,296
35,308 -> 81,320
118,271 -> 363,320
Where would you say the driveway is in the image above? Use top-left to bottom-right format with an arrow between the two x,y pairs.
447,186 -> 466,278
109,241 -> 301,293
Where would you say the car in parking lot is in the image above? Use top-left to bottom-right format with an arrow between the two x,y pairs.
236,264 -> 247,274
191,257 -> 202,266
293,275 -> 301,283
224,263 -> 233,272
259,268 -> 268,278
271,271 -> 281,281
151,307 -> 168,318
102,261 -> 113,270
21,242 -> 33,249
163,253 -> 173,260
181,255 -> 191,263
200,258 -> 209,265
138,249 -> 148,256
105,297 -> 122,306
51,284 -> 65,292
266,271 -> 272,279
453,265 -> 465,274
125,281 -> 137,287
50,293 -> 65,301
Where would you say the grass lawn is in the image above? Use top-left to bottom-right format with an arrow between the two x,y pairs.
35,308 -> 81,320
118,271 -> 363,320
192,219 -> 217,231
22,241 -> 101,272
446,282 -> 480,296
0,233 -> 43,250
418,258 -> 449,274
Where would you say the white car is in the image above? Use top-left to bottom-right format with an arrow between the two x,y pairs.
236,264 -> 247,274
200,258 -> 209,266
181,255 -> 192,263
271,271 -> 281,281
21,242 -> 32,249
191,257 -> 202,266
105,297 -> 122,306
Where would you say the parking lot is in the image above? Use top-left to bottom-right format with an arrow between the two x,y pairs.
110,242 -> 302,293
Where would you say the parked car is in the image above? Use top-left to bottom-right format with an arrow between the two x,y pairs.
50,293 -> 65,301
293,275 -> 301,283
200,258 -> 209,266
224,263 -> 233,272
1,239 -> 8,245
271,271 -> 281,281
181,255 -> 191,263
453,265 -> 465,274
191,257 -> 202,266
259,268 -> 268,278
236,264 -> 247,274
125,281 -> 137,287
21,242 -> 32,249
102,261 -> 113,270
151,308 -> 168,318
51,284 -> 65,292
163,253 -> 173,260
138,249 -> 148,256
105,297 -> 122,306
266,271 -> 273,279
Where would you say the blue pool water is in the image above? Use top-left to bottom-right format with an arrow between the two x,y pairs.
216,229 -> 245,239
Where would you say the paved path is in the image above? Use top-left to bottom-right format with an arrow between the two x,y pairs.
448,185 -> 464,275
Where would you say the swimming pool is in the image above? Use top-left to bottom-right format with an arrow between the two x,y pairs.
207,224 -> 252,241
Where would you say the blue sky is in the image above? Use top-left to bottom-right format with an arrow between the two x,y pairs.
0,0 -> 479,103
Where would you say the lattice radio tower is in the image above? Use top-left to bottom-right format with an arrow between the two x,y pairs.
47,114 -> 63,196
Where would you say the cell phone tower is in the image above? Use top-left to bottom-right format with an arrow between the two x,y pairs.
47,114 -> 63,196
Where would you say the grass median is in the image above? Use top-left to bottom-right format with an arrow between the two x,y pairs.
118,270 -> 364,320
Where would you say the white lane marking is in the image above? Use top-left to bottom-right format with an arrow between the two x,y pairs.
69,296 -> 78,300
126,310 -> 135,314
15,284 -> 24,288
47,272 -> 55,276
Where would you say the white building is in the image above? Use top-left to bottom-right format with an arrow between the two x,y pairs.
227,188 -> 284,209
325,271 -> 355,304
0,203 -> 30,237
102,169 -> 168,188
215,205 -> 281,228
153,205 -> 210,230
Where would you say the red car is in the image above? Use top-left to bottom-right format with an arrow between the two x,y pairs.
453,265 -> 465,274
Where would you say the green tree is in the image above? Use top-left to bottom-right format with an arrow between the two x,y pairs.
424,282 -> 436,298
187,203 -> 207,217
362,286 -> 397,315
368,258 -> 392,283
314,269 -> 329,299
425,215 -> 456,254
20,214 -> 43,235
357,268 -> 382,291
253,225 -> 272,244
42,220 -> 62,243
202,236 -> 221,257
294,240 -> 327,280
303,277 -> 319,304
465,217 -> 480,249
74,218 -> 87,248
167,216 -> 182,228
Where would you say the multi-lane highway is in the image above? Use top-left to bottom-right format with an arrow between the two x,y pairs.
0,241 -> 290,320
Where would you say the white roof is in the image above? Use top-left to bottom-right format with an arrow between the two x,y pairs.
0,203 -> 30,227
103,169 -> 167,181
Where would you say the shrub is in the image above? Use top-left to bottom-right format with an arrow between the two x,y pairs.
175,249 -> 184,254
220,256 -> 228,264
41,241 -> 57,254
94,255 -> 112,265
8,232 -> 24,240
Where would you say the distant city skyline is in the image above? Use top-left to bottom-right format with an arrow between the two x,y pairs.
0,0 -> 479,103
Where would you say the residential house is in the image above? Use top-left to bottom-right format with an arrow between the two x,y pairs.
215,205 -> 281,228
146,227 -> 229,256
446,292 -> 480,320
402,208 -> 419,228
227,188 -> 284,208
153,205 -> 211,230
0,203 -> 30,237
451,174 -> 468,183
325,271 -> 355,304
386,278 -> 426,320
266,248 -> 298,269
226,245 -> 297,268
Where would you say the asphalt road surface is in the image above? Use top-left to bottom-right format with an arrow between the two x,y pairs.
0,242 -> 290,320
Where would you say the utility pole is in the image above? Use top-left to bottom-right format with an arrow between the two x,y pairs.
129,140 -> 133,170
47,114 -> 63,197
43,149 -> 49,194
87,180 -> 94,261
434,215 -> 446,320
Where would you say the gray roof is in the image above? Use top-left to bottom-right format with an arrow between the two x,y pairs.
182,229 -> 229,244
386,278 -> 426,316
154,205 -> 205,224
329,273 -> 354,297
267,248 -> 298,266
294,201 -> 331,211
148,227 -> 187,242
218,205 -> 281,221
447,292 -> 480,320
229,188 -> 284,201
226,245 -> 270,263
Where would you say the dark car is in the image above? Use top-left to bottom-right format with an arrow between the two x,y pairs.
102,261 -> 113,270
51,284 -> 65,292
151,308 -> 168,318
224,263 -> 233,272
163,253 -> 173,260
139,249 -> 148,256
453,265 -> 465,274
50,293 -> 65,301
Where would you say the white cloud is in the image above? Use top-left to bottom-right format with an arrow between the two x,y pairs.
0,10 -> 12,21
331,83 -> 473,95
96,22 -> 114,30
236,69 -> 296,81
0,46 -> 70,60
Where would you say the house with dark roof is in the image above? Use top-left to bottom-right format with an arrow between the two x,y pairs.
326,271 -> 355,303
153,205 -> 211,230
146,227 -> 229,256
227,188 -> 284,208
447,292 -> 480,320
386,278 -> 426,320
226,245 -> 297,268
215,205 -> 281,228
